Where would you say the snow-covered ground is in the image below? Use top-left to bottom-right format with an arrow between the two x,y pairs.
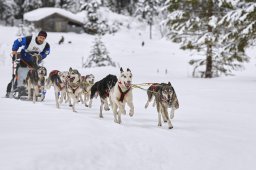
0,25 -> 256,170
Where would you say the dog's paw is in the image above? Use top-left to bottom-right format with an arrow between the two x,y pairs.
104,107 -> 110,111
85,103 -> 89,107
88,101 -> 92,108
122,109 -> 126,115
129,110 -> 134,117
152,102 -> 156,107
170,111 -> 175,119
170,114 -> 174,119
168,122 -> 173,129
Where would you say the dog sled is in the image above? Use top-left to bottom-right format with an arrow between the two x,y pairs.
6,52 -> 46,101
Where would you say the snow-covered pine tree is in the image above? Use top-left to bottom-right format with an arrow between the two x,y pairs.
165,0 -> 249,78
13,0 -> 25,20
0,0 -> 5,19
83,36 -> 116,68
55,0 -> 78,13
80,0 -> 101,34
105,0 -> 138,15
23,0 -> 42,13
41,0 -> 56,7
0,0 -> 16,25
219,1 -> 256,52
135,0 -> 160,39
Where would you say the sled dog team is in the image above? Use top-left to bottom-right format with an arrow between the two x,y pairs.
26,66 -> 179,129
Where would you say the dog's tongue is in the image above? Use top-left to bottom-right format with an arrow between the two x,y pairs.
125,82 -> 131,88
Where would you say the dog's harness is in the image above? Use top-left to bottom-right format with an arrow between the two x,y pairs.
104,90 -> 110,98
150,84 -> 160,92
50,70 -> 66,90
50,70 -> 59,77
38,77 -> 45,87
118,82 -> 130,102
67,82 -> 80,94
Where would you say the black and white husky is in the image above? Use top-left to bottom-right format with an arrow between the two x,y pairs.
109,67 -> 134,124
89,74 -> 117,118
145,82 -> 179,129
25,66 -> 47,103
46,70 -> 69,108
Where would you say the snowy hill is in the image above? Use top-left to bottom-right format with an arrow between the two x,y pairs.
0,25 -> 256,170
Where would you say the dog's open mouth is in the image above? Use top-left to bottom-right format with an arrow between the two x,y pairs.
124,82 -> 131,88
70,77 -> 75,82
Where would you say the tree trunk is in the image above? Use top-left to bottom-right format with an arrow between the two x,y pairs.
205,40 -> 212,78
205,0 -> 213,78
149,23 -> 152,39
117,0 -> 121,14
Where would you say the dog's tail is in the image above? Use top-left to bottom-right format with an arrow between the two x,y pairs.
171,90 -> 179,110
90,83 -> 98,99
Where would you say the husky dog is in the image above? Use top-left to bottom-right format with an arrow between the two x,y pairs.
145,82 -> 179,129
109,67 -> 134,124
66,67 -> 83,112
46,70 -> 69,108
80,74 -> 95,107
25,66 -> 47,103
89,74 -> 117,118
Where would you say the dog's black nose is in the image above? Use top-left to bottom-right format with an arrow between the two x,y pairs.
168,94 -> 171,100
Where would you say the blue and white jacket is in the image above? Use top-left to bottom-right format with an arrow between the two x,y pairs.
12,35 -> 50,65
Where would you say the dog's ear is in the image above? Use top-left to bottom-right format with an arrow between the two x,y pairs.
69,67 -> 72,72
120,67 -> 123,73
127,68 -> 131,72
91,74 -> 95,79
168,82 -> 171,85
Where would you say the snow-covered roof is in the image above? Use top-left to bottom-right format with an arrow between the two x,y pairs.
24,7 -> 84,25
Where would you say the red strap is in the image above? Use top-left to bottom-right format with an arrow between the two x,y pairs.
49,70 -> 59,77
118,85 -> 130,102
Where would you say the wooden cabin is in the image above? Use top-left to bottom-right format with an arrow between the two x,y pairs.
24,8 -> 84,33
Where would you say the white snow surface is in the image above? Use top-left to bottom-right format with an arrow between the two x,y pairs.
0,25 -> 256,170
